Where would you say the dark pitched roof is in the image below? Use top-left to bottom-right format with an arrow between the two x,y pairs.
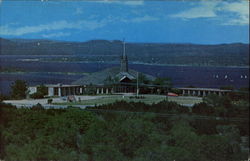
116,72 -> 135,81
72,67 -> 155,85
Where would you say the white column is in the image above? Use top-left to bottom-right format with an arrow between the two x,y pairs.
48,87 -> 54,97
96,88 -> 99,94
198,91 -> 201,96
203,91 -> 206,97
192,90 -> 196,96
187,90 -> 190,95
182,90 -> 185,95
101,88 -> 104,94
106,88 -> 109,94
58,87 -> 62,97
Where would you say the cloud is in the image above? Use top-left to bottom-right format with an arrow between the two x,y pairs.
219,1 -> 249,26
128,15 -> 159,23
170,1 -> 218,19
42,32 -> 70,38
122,1 -> 144,6
74,7 -> 83,15
0,19 -> 110,36
0,13 -> 159,36
94,0 -> 144,6
170,1 -> 249,26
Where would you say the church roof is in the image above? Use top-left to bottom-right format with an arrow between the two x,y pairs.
116,72 -> 135,80
72,67 -> 155,85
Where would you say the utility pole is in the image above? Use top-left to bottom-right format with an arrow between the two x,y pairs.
166,86 -> 168,101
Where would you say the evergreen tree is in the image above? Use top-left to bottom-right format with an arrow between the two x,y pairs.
11,80 -> 27,99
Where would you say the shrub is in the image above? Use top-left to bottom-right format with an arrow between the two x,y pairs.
30,85 -> 48,99
30,92 -> 44,99
0,94 -> 10,102
31,103 -> 44,110
47,99 -> 53,104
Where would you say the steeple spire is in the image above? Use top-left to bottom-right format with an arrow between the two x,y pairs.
120,39 -> 128,72
123,38 -> 126,58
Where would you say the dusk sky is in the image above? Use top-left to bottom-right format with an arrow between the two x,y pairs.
0,0 -> 249,44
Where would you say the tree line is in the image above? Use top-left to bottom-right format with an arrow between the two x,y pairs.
0,93 -> 249,161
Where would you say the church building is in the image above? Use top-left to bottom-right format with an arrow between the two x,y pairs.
28,41 -> 156,97
72,40 -> 155,94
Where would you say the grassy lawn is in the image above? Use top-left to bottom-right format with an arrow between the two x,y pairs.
53,95 -> 202,106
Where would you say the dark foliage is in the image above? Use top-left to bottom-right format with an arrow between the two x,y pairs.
47,98 -> 53,104
192,102 -> 215,116
0,94 -> 10,102
30,92 -> 44,99
87,100 -> 189,114
0,103 -> 95,160
30,85 -> 48,99
0,93 -> 249,161
10,80 -> 27,99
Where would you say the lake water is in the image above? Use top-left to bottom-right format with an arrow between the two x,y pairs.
0,55 -> 249,95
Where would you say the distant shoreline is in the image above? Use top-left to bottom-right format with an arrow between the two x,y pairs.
130,62 -> 250,69
0,55 -> 249,69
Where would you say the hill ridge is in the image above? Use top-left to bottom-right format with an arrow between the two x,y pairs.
0,37 -> 249,67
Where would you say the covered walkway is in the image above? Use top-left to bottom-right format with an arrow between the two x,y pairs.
178,88 -> 231,97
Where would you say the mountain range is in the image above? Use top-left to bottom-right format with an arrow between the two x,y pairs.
0,37 -> 249,66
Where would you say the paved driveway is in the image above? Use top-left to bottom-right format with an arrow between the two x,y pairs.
3,95 -> 103,109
